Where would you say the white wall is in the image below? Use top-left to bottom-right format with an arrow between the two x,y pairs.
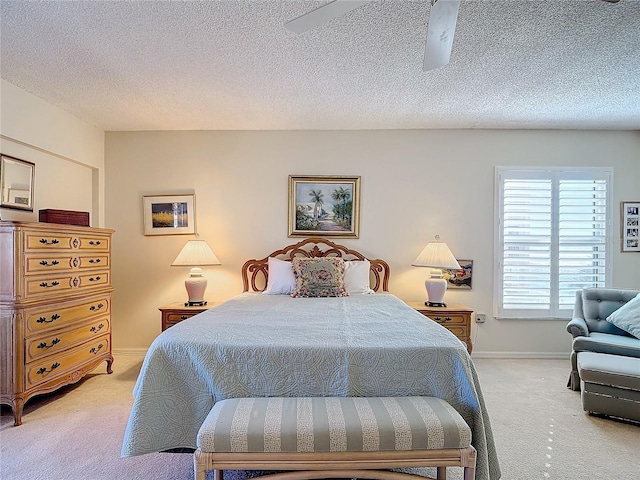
105,129 -> 640,356
0,80 -> 105,225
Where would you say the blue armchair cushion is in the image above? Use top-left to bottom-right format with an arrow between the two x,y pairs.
606,293 -> 640,339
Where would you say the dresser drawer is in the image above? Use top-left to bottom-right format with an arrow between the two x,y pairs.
76,234 -> 110,251
24,253 -> 111,275
24,231 -> 79,251
26,317 -> 111,361
23,270 -> 110,300
24,230 -> 110,252
25,296 -> 111,335
25,335 -> 110,389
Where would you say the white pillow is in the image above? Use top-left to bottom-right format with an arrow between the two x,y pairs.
606,293 -> 640,339
262,257 -> 296,295
344,260 -> 375,295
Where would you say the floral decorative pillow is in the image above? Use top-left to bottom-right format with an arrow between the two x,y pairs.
291,257 -> 348,298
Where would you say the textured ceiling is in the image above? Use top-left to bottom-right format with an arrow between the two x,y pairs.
1,0 -> 639,131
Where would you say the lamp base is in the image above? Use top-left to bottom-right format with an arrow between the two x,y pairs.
425,301 -> 447,307
184,300 -> 208,307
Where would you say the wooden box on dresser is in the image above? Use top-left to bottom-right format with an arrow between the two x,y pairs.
0,221 -> 114,425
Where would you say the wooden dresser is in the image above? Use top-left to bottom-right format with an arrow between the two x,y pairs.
0,221 -> 114,425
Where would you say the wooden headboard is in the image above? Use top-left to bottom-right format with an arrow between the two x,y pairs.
242,237 -> 390,293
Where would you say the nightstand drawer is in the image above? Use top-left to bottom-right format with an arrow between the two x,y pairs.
442,326 -> 466,338
165,312 -> 200,325
159,302 -> 221,331
421,312 -> 467,325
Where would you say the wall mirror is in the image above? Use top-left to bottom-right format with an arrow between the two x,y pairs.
1,154 -> 35,211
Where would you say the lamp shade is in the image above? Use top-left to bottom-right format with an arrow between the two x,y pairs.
171,240 -> 221,267
412,235 -> 460,307
412,236 -> 461,270
171,240 -> 221,306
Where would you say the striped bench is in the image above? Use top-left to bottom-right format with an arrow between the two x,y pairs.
194,396 -> 476,480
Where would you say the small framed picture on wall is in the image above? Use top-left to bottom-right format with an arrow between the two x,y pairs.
143,194 -> 196,236
621,201 -> 640,252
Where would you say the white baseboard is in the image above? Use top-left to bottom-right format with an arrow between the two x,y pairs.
471,351 -> 569,359
113,348 -> 148,356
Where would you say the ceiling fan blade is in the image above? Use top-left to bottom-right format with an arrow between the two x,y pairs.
423,0 -> 461,71
285,0 -> 373,34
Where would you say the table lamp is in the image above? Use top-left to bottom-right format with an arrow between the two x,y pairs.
412,235 -> 461,307
171,239 -> 221,306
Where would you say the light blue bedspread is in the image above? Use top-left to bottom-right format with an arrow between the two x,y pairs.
121,293 -> 500,479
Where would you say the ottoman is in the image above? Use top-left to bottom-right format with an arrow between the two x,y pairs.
577,352 -> 640,422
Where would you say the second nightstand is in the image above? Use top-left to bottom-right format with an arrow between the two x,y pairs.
407,302 -> 473,354
159,302 -> 220,331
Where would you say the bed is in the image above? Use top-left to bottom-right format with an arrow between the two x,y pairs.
121,238 -> 501,480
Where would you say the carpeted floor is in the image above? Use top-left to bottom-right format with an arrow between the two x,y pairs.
1,355 -> 638,480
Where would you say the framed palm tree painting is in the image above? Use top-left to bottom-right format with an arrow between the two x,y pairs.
288,175 -> 360,238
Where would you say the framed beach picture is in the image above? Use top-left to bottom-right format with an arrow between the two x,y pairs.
288,175 -> 360,238
143,194 -> 195,236
0,154 -> 35,211
621,201 -> 640,252
442,259 -> 473,290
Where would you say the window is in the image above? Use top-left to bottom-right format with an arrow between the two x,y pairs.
495,167 -> 611,319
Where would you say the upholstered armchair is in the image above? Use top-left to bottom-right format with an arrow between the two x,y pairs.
566,287 -> 640,390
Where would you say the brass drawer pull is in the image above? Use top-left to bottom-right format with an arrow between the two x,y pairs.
89,303 -> 105,311
89,276 -> 101,282
89,240 -> 102,246
90,344 -> 104,355
39,280 -> 60,288
39,260 -> 60,266
37,313 -> 61,324
433,316 -> 452,323
36,362 -> 60,375
88,258 -> 101,264
37,338 -> 61,349
39,238 -> 60,245
180,315 -> 189,320
90,323 -> 105,333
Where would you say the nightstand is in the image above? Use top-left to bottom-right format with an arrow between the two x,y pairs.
159,302 -> 220,331
407,302 -> 473,354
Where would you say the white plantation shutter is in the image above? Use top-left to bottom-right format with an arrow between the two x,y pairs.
495,167 -> 611,319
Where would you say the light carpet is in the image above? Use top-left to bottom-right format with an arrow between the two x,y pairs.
1,355 -> 638,480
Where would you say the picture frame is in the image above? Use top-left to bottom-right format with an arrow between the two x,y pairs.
0,154 -> 35,211
143,194 -> 196,236
288,175 -> 361,238
442,259 -> 473,290
621,201 -> 640,252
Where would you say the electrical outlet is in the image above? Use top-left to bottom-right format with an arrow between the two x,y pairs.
476,313 -> 486,324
